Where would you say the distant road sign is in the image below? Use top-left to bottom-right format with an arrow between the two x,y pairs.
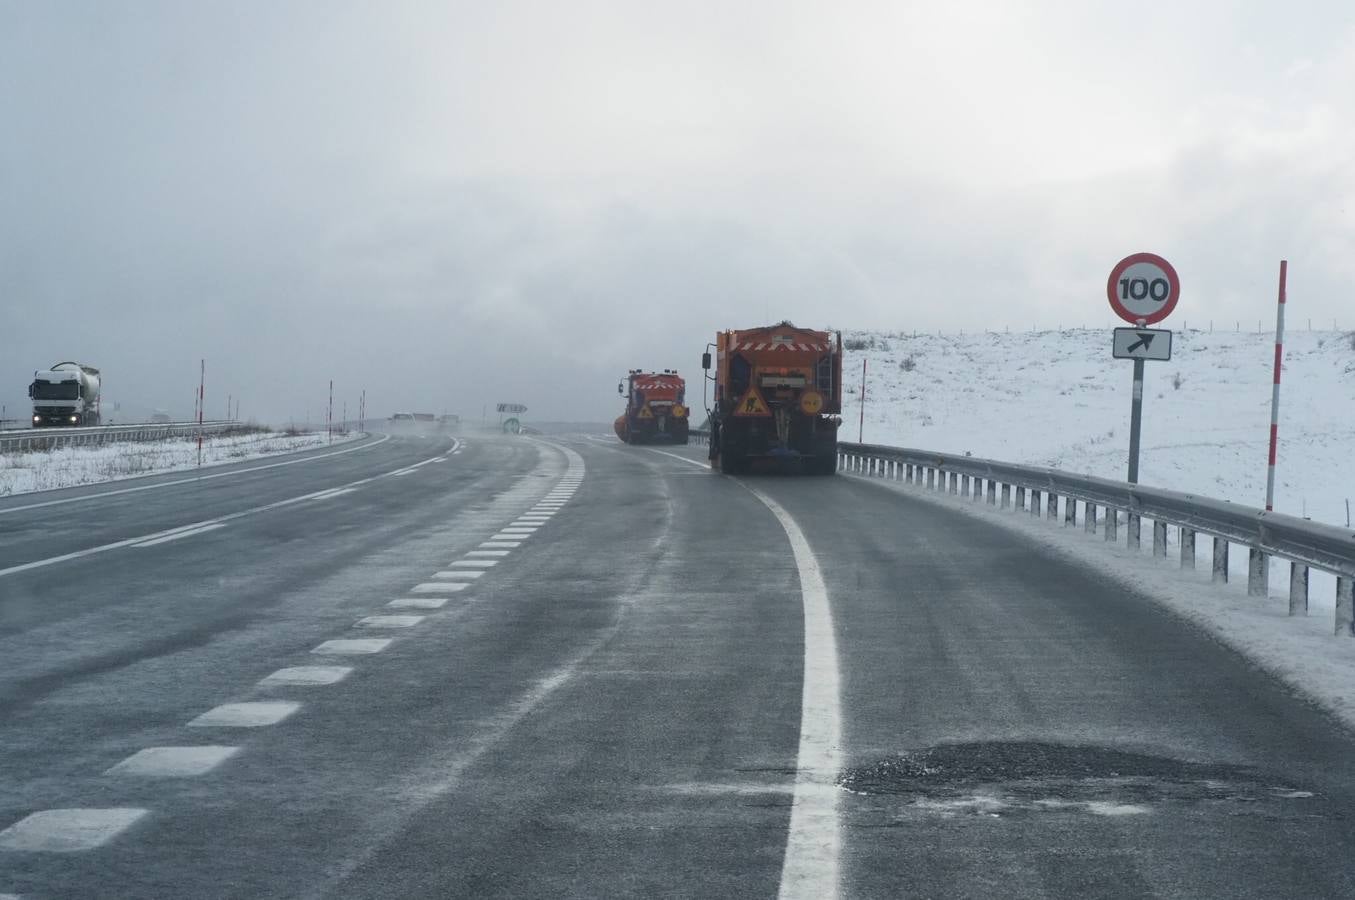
1107,253 -> 1180,325
1112,327 -> 1173,361
502,417 -> 521,434
496,403 -> 527,414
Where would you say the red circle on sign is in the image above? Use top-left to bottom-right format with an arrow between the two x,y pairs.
1106,252 -> 1180,325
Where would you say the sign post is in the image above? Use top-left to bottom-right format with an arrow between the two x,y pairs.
1107,252 -> 1180,484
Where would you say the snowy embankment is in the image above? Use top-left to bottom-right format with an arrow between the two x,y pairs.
0,429 -> 360,496
842,327 -> 1355,727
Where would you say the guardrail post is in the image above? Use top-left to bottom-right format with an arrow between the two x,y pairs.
1085,503 -> 1097,533
1047,492 -> 1057,520
1337,578 -> 1355,636
1000,483 -> 1010,509
1104,508 -> 1118,541
1064,498 -> 1076,527
1212,538 -> 1229,583
1180,528 -> 1195,569
986,480 -> 997,505
1128,514 -> 1141,550
1153,521 -> 1168,557
1289,563 -> 1308,616
1248,549 -> 1268,597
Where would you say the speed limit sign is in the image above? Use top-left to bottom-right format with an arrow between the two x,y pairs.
1107,252 -> 1180,325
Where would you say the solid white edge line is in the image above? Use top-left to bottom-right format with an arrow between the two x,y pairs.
646,446 -> 841,899
132,522 -> 228,548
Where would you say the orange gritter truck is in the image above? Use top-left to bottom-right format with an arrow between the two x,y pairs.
701,322 -> 842,474
614,369 -> 690,444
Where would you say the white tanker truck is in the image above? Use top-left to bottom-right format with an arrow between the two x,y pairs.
29,362 -> 102,427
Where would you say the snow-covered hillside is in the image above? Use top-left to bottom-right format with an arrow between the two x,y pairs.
840,328 -> 1355,529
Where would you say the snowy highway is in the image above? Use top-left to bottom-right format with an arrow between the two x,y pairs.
3,432 -> 1355,898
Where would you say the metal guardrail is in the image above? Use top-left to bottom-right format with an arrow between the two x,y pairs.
690,428 -> 1355,636
0,421 -> 243,454
837,442 -> 1355,637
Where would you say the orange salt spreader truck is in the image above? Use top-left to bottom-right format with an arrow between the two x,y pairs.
701,323 -> 842,474
614,369 -> 690,444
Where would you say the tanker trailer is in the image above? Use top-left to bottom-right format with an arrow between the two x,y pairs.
29,362 -> 102,427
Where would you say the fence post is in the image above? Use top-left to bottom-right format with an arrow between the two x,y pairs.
1337,577 -> 1355,636
1047,492 -> 1058,520
1289,563 -> 1308,616
1153,521 -> 1168,557
987,480 -> 997,505
1248,549 -> 1268,597
1180,528 -> 1195,569
1104,508 -> 1118,541
1213,538 -> 1229,583
1084,503 -> 1097,534
1128,514 -> 1141,550
1000,483 -> 1010,509
1064,498 -> 1076,527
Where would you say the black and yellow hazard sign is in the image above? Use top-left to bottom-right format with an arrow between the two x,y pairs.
733,386 -> 771,417
636,405 -> 655,419
799,390 -> 824,415
671,404 -> 688,418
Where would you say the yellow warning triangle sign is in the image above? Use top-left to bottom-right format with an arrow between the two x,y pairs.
733,386 -> 771,417
636,405 -> 654,419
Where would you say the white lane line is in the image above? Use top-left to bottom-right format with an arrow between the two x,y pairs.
106,746 -> 239,777
132,522 -> 228,548
489,533 -> 530,542
431,571 -> 482,580
0,440 -> 458,579
479,541 -> 521,549
0,808 -> 148,852
313,638 -> 393,654
509,522 -> 544,528
467,550 -> 511,557
391,470 -> 414,477
413,581 -> 471,592
309,487 -> 358,501
0,434 -> 394,517
188,701 -> 301,728
449,559 -> 498,568
646,446 -> 841,899
260,666 -> 353,686
356,615 -> 425,628
388,597 -> 450,609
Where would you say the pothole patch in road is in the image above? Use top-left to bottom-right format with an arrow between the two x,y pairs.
838,741 -> 1316,818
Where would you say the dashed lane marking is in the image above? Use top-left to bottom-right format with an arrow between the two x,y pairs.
479,541 -> 521,549
489,533 -> 530,541
188,702 -> 301,728
387,597 -> 450,609
313,638 -> 393,654
259,666 -> 353,686
413,581 -> 472,592
467,550 -> 511,557
0,808 -> 149,852
132,522 -> 228,548
106,746 -> 239,777
355,615 -> 425,628
449,559 -> 498,568
430,571 -> 482,580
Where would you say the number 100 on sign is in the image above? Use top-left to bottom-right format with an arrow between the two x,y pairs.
1106,252 -> 1180,325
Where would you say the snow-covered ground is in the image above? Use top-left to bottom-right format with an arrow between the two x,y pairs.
842,328 -> 1355,528
0,429 -> 359,496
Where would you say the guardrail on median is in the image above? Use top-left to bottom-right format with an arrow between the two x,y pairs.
0,421 -> 243,455
837,441 -> 1355,638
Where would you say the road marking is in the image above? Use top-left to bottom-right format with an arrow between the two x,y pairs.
500,527 -> 538,534
308,487 -> 358,501
106,746 -> 239,777
189,701 -> 301,727
313,638 -> 393,654
0,808 -> 148,852
388,597 -> 450,609
260,666 -> 353,686
132,522 -> 228,547
646,447 -> 841,899
489,533 -> 530,541
431,570 -> 482,580
509,522 -> 544,528
0,439 -> 457,579
479,541 -> 521,549
414,580 -> 472,590
356,615 -> 425,628
391,470 -> 414,477
467,550 -> 511,557
449,559 -> 498,568
0,434 -> 394,517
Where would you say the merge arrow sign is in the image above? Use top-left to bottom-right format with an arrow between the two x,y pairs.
1112,327 -> 1172,361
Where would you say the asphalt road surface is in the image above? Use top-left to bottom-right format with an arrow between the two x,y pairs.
2,431 -> 1354,898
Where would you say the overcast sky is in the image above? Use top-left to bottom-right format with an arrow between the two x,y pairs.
3,1 -> 1352,423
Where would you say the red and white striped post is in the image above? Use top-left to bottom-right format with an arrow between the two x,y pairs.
196,359 -> 205,467
858,358 -> 867,443
1265,260 -> 1287,511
